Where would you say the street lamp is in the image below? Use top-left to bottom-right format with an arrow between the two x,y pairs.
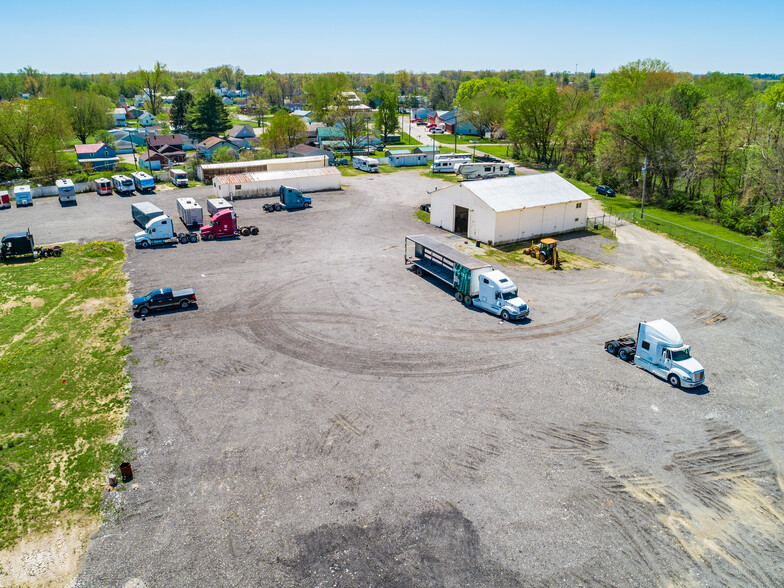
640,155 -> 647,219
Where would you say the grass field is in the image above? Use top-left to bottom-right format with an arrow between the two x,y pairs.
0,242 -> 130,549
471,145 -> 518,160
395,132 -> 422,146
478,241 -> 601,271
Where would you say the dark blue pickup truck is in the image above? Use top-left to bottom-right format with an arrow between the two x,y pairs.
132,288 -> 196,316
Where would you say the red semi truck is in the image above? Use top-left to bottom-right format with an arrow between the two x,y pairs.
199,209 -> 258,240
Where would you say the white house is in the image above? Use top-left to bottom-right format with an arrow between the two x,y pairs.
429,172 -> 590,245
138,112 -> 156,127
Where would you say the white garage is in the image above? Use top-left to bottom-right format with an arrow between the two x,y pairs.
429,173 -> 590,245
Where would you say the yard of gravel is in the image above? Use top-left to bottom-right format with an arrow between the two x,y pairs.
1,171 -> 783,587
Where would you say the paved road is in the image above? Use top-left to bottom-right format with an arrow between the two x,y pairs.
3,173 -> 783,587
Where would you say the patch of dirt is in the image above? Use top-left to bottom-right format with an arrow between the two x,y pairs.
70,299 -> 105,316
24,296 -> 46,309
0,516 -> 97,588
70,268 -> 97,282
0,299 -> 22,312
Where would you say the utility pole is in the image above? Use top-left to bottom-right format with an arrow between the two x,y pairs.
640,155 -> 647,219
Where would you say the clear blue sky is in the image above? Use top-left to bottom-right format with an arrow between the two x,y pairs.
3,0 -> 783,75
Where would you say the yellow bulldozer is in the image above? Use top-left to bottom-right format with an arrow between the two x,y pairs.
523,238 -> 560,268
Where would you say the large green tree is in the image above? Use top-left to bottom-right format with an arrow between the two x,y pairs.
304,73 -> 349,121
134,61 -> 171,116
506,82 -> 562,164
0,98 -> 70,176
327,93 -> 368,158
185,92 -> 231,141
370,83 -> 399,141
53,89 -> 113,143
169,89 -> 193,131
263,110 -> 307,153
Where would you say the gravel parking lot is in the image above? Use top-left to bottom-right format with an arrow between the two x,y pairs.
3,172 -> 783,586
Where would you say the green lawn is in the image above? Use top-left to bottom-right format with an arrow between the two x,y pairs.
393,132 -> 422,146
230,118 -> 260,128
428,134 -> 501,145
471,145 -> 519,160
0,242 -> 130,549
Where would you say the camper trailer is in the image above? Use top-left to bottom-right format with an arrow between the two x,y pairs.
56,178 -> 76,203
352,156 -> 379,173
455,162 -> 513,180
112,175 -> 135,195
14,185 -> 33,206
131,171 -> 155,193
95,178 -> 112,195
430,157 -> 471,173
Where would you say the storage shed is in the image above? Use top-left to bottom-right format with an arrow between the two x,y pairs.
198,155 -> 328,182
388,152 -> 428,167
212,166 -> 341,199
429,173 -> 590,245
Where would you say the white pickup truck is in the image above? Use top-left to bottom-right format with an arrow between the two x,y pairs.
606,319 -> 705,388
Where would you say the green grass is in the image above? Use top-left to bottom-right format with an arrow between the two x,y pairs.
414,208 -> 430,223
471,145 -> 520,161
567,178 -> 771,273
478,241 -> 601,271
230,118 -> 260,128
419,170 -> 462,183
428,134 -> 500,145
395,132 -> 422,146
0,242 -> 130,549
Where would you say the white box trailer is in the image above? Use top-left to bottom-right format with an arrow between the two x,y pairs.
112,175 -> 134,194
176,197 -> 203,228
55,178 -> 76,203
131,171 -> 155,193
206,197 -> 234,216
212,166 -> 341,199
169,168 -> 189,188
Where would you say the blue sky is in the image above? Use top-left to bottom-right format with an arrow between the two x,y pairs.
3,0 -> 783,75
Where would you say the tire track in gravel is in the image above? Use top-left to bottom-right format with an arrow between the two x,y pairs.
535,420 -> 784,586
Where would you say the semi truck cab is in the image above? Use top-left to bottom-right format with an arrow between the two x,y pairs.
200,209 -> 237,239
633,320 -> 705,388
134,216 -> 174,248
469,270 -> 529,320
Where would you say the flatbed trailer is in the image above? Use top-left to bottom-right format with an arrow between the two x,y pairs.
404,234 -> 490,286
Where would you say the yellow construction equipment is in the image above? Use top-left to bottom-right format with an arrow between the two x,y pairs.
523,238 -> 560,268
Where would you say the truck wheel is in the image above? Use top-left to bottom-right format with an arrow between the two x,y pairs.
455,292 -> 464,303
179,234 -> 188,244
206,234 -> 215,241
139,306 -> 149,316
189,234 -> 198,243
668,374 -> 681,388
251,227 -> 259,235
180,300 -> 190,309
241,227 -> 251,236
500,310 -> 511,321
606,341 -> 619,355
619,347 -> 632,362
415,267 -> 422,276
140,241 -> 150,249
463,296 -> 472,307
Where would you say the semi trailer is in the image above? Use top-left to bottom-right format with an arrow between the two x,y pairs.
132,202 -> 165,227
404,234 -> 529,321
134,215 -> 197,248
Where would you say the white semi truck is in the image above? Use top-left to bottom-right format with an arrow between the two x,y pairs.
405,234 -> 529,321
134,215 -> 197,248
605,319 -> 706,388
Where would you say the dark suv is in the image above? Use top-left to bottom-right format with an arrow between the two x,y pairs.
596,185 -> 616,197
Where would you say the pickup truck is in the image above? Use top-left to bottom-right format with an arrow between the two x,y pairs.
132,288 -> 197,316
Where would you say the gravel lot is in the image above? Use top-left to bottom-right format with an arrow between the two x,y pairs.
3,172 -> 783,586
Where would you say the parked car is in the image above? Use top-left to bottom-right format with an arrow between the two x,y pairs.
411,118 -> 422,123
596,185 -> 616,197
431,128 -> 445,134
333,158 -> 348,166
132,287 -> 197,316
416,121 -> 427,126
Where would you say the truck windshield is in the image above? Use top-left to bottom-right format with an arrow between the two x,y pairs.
501,291 -> 518,300
671,347 -> 691,361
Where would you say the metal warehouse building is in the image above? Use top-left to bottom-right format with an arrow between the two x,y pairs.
213,166 -> 341,199
197,155 -> 328,182
429,173 -> 590,245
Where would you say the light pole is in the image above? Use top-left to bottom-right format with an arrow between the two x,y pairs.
454,110 -> 458,154
640,155 -> 647,219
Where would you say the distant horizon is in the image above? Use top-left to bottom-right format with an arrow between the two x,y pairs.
3,0 -> 783,75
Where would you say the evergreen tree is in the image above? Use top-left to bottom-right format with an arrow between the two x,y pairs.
170,89 -> 193,131
185,92 -> 231,141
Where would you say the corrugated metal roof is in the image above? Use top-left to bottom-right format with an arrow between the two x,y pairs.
457,173 -> 591,212
213,166 -> 340,185
201,155 -> 326,173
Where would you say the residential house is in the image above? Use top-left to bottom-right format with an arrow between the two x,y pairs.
287,143 -> 334,165
305,122 -> 325,146
113,108 -> 127,127
227,137 -> 253,151
152,144 -> 186,163
74,142 -> 119,171
439,109 -> 480,136
137,112 -> 156,127
226,125 -> 256,140
411,107 -> 435,120
113,130 -> 147,147
114,140 -> 135,154
291,109 -> 312,121
139,151 -> 167,170
197,137 -> 239,160
284,100 -> 304,112
316,126 -> 345,148
221,96 -> 234,106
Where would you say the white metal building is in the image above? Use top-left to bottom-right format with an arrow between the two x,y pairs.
213,166 -> 341,199
429,173 -> 590,245
197,154 -> 328,181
